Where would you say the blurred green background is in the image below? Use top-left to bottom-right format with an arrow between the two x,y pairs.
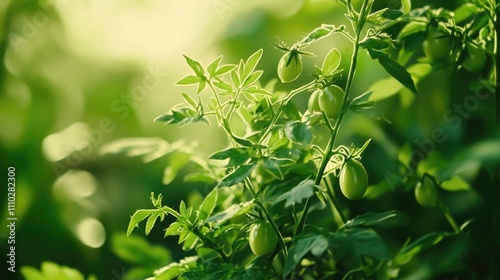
1,0 -> 498,279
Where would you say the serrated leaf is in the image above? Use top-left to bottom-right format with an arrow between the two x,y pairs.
440,176 -> 471,191
370,50 -> 418,95
321,48 -> 341,76
217,163 -> 256,188
176,75 -> 201,85
274,179 -> 315,207
127,209 -> 161,236
146,211 -> 165,235
342,210 -> 397,229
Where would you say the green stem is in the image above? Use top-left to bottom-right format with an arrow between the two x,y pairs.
438,201 -> 460,234
257,81 -> 315,145
325,175 -> 348,224
295,5 -> 365,235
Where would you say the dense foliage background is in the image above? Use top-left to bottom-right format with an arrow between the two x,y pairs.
1,0 -> 498,279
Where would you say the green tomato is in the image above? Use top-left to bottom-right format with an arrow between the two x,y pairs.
339,159 -> 368,200
319,85 -> 344,120
414,177 -> 438,207
249,221 -> 278,256
462,44 -> 486,73
278,51 -> 302,83
423,27 -> 452,62
308,89 -> 322,112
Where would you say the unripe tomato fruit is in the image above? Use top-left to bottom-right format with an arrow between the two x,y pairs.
423,27 -> 451,62
414,177 -> 438,207
319,85 -> 344,120
308,89 -> 322,112
278,51 -> 302,83
462,44 -> 486,73
249,221 -> 277,256
339,159 -> 368,200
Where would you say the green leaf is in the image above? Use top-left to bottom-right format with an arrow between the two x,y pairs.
154,256 -> 198,280
163,150 -> 191,185
176,75 -> 202,85
183,55 -> 204,76
366,8 -> 390,25
154,107 -> 208,126
349,91 -> 373,106
232,135 -> 254,147
231,68 -> 241,88
21,262 -> 87,280
216,65 -> 237,76
182,93 -> 198,109
242,70 -> 263,88
242,49 -> 263,79
146,211 -> 165,235
262,157 -> 296,180
198,189 -> 218,220
284,121 -> 313,145
454,3 -> 481,23
217,163 -> 256,188
359,37 -> 391,50
346,229 -> 390,260
299,24 -> 344,45
381,9 -> 403,19
99,137 -> 173,163
206,200 -> 254,225
398,143 -> 413,168
398,21 -> 427,39
111,234 -> 171,265
367,77 -> 403,102
209,147 -> 250,167
394,232 -> 451,265
283,234 -> 329,277
321,48 -> 341,76
274,179 -> 315,207
370,50 -> 418,95
207,56 -> 223,77
342,211 -> 397,229
440,176 -> 471,191
127,209 -> 161,236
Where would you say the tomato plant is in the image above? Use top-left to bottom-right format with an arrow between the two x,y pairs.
339,159 -> 368,200
249,221 -> 278,256
414,176 -> 438,207
102,0 -> 499,279
462,43 -> 487,72
319,85 -> 344,120
423,26 -> 452,62
277,50 -> 303,83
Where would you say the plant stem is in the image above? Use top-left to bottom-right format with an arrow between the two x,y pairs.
295,7 -> 364,235
325,175 -> 348,224
438,201 -> 459,234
